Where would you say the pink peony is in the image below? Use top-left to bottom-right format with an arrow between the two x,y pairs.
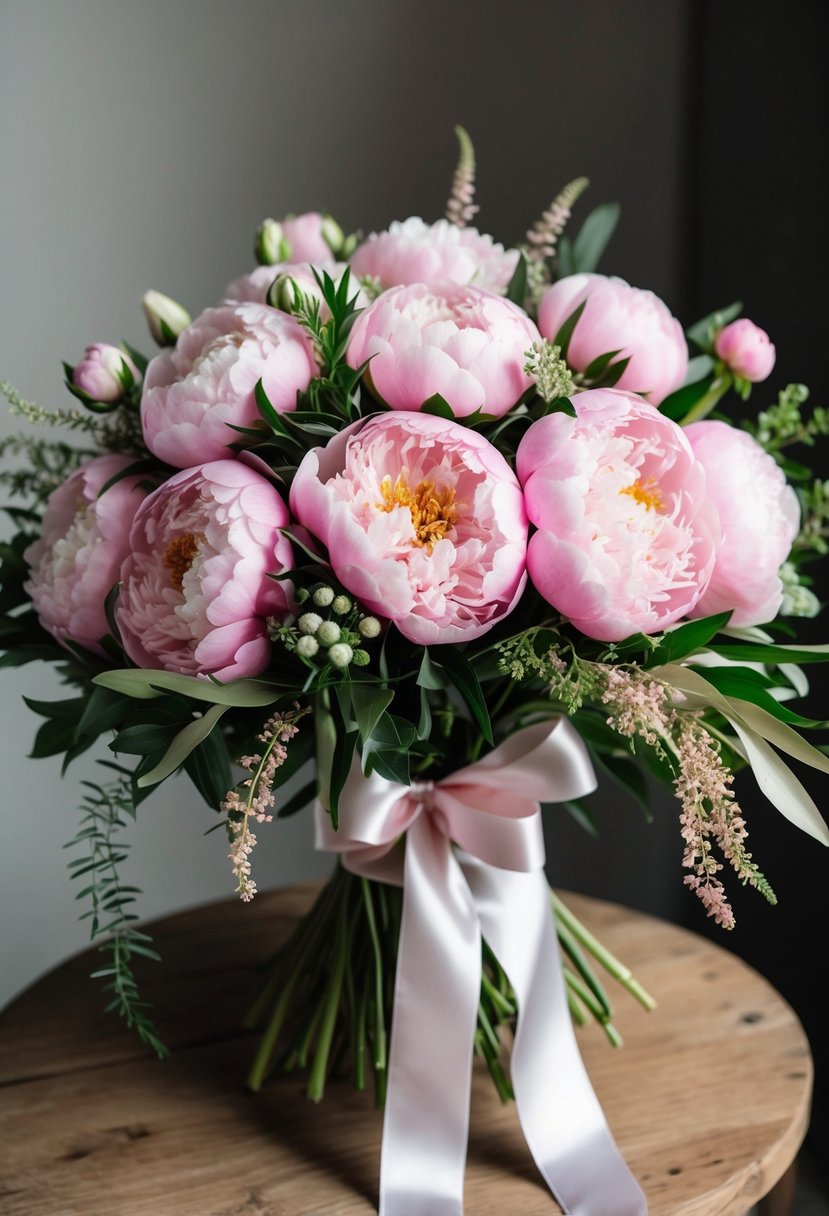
714,318 -> 776,382
223,261 -> 368,313
140,303 -> 317,468
685,421 -> 798,626
289,412 -> 528,645
349,216 -> 519,294
537,273 -> 688,406
72,343 -> 141,402
24,455 -> 149,654
517,388 -> 720,641
116,460 -> 293,680
346,281 -> 540,417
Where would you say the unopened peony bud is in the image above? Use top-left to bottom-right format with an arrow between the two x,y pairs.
142,290 -> 191,347
269,274 -> 304,313
321,214 -> 346,257
255,218 -> 290,266
328,642 -> 353,668
715,318 -> 776,383
71,343 -> 140,403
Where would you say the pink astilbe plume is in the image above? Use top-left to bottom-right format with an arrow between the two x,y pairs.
445,125 -> 479,228
565,663 -> 777,929
525,176 -> 590,262
223,704 -> 310,901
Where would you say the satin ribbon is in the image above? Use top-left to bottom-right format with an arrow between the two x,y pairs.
315,718 -> 648,1216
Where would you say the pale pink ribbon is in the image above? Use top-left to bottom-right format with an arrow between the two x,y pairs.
315,717 -> 648,1216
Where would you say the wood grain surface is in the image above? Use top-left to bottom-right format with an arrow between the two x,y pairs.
0,884 -> 812,1215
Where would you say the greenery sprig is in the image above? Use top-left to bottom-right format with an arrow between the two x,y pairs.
64,768 -> 168,1058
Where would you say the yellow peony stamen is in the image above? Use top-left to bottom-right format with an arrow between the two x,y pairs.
620,478 -> 663,512
377,473 -> 458,550
163,533 -> 199,591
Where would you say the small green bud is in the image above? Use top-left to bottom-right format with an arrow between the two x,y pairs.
142,290 -> 191,347
328,642 -> 353,668
358,615 -> 382,639
321,214 -> 346,257
317,620 -> 341,646
255,217 -> 289,266
313,585 -> 335,607
295,587 -> 310,603
332,594 -> 352,614
298,612 -> 323,635
268,273 -> 303,313
296,635 -> 319,658
351,648 -> 370,666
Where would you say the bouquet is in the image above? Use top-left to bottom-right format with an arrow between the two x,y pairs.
3,127 -> 828,1214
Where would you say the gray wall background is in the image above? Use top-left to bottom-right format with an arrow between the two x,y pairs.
2,0 -> 827,1164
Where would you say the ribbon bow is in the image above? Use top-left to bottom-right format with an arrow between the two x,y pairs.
316,718 -> 647,1216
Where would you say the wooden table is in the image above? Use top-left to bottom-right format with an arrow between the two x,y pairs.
0,884 -> 812,1215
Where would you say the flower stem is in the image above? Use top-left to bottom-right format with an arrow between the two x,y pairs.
552,890 -> 656,1011
680,372 -> 731,424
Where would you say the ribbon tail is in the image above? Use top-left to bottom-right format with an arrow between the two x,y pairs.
379,814 -> 482,1216
462,856 -> 648,1216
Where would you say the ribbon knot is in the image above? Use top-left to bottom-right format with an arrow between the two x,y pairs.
315,718 -> 647,1216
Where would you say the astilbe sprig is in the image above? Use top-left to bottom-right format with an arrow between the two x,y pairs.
524,175 -> 590,263
444,124 -> 479,228
222,703 -> 311,901
64,768 -> 168,1057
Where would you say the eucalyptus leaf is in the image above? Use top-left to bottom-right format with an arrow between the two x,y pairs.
93,668 -> 283,706
570,203 -> 621,274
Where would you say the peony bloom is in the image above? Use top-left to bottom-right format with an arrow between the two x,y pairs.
685,421 -> 798,626
24,455 -> 149,654
140,303 -> 317,468
290,412 -> 528,644
349,216 -> 519,295
346,281 -> 540,417
537,273 -> 688,406
223,261 -> 368,313
715,318 -> 776,382
116,460 -> 294,680
517,388 -> 720,641
72,343 -> 141,403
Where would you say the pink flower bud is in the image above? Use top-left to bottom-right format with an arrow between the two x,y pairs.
72,343 -> 140,402
714,318 -> 776,382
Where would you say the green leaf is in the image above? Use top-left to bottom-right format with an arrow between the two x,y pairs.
93,668 -> 283,706
137,703 -> 229,788
420,393 -> 456,420
431,647 -> 493,744
505,250 -> 528,305
705,641 -> 829,666
29,715 -> 78,758
570,203 -> 621,273
556,235 -> 575,277
23,695 -> 87,721
183,726 -> 232,808
646,611 -> 732,666
659,374 -> 715,423
329,728 -> 359,829
417,648 -> 448,690
417,685 -> 432,742
363,713 -> 414,785
111,721 -> 179,756
686,301 -> 742,353
552,299 -> 587,361
74,685 -> 130,742
688,665 -> 829,730
351,683 -> 394,744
